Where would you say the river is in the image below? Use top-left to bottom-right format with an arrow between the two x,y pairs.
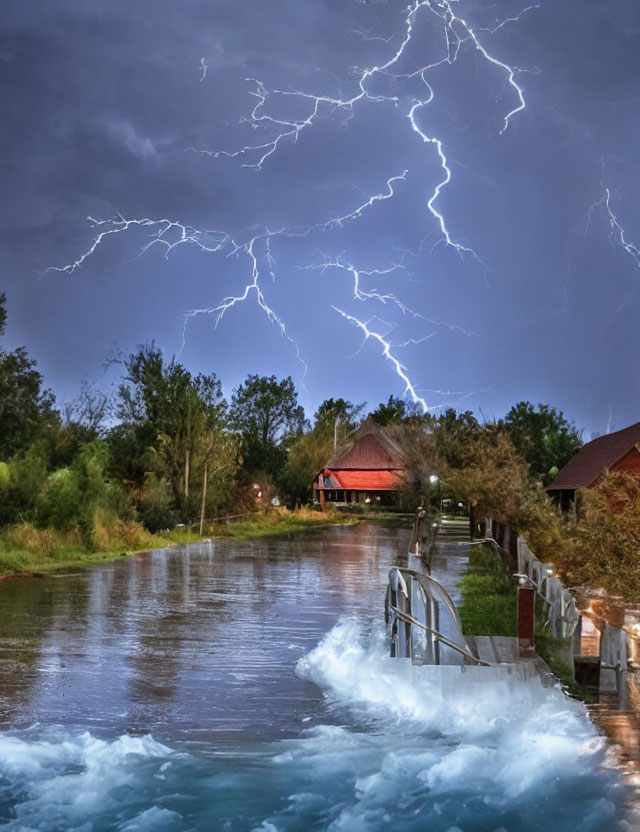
0,523 -> 630,831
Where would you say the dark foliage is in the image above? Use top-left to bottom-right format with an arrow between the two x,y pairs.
369,395 -> 407,426
230,374 -> 304,476
502,401 -> 582,485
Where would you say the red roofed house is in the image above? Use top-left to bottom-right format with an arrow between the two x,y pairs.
546,420 -> 640,512
315,418 -> 407,506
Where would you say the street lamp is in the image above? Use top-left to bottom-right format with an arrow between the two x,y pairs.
428,474 -> 441,516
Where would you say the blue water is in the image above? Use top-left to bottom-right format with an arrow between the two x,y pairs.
0,525 -> 628,830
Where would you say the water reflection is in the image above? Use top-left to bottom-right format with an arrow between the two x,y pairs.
0,523 -> 630,831
0,524 -> 403,742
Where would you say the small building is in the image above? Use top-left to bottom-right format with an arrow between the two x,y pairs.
546,420 -> 640,511
315,418 -> 406,506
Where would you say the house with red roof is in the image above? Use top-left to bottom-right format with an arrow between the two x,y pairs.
315,417 -> 407,506
546,420 -> 640,511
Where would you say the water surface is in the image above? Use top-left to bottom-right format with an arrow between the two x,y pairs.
0,524 -> 628,831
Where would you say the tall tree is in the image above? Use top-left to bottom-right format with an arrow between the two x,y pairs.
0,292 -> 7,338
433,409 -> 481,469
314,397 -> 365,446
110,344 -> 226,502
0,293 -> 58,460
503,401 -> 583,485
64,380 -> 111,436
229,375 -> 303,474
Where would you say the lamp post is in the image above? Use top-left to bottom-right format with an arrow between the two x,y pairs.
428,474 -> 441,516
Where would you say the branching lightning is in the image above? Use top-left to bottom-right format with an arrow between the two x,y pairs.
333,307 -> 431,412
50,0 -> 536,410
600,188 -> 640,268
584,185 -> 639,355
47,216 -> 231,274
303,255 -> 481,340
479,4 -> 540,35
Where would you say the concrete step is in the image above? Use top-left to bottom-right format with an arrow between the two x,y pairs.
437,517 -> 470,542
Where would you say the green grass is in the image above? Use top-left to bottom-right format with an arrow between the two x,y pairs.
457,546 -> 596,701
201,510 -> 358,540
0,510 -> 359,578
457,544 -> 517,637
0,532 -> 164,577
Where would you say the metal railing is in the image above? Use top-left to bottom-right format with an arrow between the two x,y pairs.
385,566 -> 489,666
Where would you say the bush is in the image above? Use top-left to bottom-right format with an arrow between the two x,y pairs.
37,466 -> 83,530
137,472 -> 177,532
114,520 -> 149,548
0,462 -> 9,492
4,522 -> 81,557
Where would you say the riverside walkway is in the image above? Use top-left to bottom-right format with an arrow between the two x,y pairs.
408,514 -> 553,673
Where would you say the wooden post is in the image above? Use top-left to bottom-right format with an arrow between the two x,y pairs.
518,579 -> 536,650
199,461 -> 208,536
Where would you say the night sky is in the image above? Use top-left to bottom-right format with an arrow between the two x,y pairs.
2,0 -> 640,437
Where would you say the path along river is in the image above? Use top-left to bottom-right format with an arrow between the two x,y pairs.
0,523 -> 632,831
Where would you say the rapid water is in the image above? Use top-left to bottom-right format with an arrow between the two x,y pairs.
0,525 -> 628,831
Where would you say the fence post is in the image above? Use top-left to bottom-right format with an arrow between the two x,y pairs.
517,575 -> 536,650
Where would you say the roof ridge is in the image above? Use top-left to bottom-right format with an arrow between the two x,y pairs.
547,419 -> 640,490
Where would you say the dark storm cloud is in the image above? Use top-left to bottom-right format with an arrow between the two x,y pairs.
2,0 -> 640,434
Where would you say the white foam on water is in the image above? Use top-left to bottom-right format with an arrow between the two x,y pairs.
275,617 -> 626,831
0,730 -> 184,832
119,806 -> 182,832
0,619 -> 628,831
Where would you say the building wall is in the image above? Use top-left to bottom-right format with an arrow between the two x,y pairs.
611,447 -> 640,475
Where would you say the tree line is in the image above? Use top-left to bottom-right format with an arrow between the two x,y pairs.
0,291 -> 586,547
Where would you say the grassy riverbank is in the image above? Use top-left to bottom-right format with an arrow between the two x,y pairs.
0,509 -> 359,578
201,507 -> 359,540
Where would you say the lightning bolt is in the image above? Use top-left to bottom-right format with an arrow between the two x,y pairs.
49,1 -> 535,408
303,255 -> 481,340
600,188 -> 640,268
181,234 -> 308,377
585,186 -> 639,359
195,0 -> 529,251
333,307 -> 431,413
479,3 -> 540,36
46,215 -> 231,274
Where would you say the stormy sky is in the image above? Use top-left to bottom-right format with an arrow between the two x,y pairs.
2,0 -> 640,437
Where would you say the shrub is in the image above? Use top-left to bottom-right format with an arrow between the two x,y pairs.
137,472 -> 177,532
114,520 -> 149,548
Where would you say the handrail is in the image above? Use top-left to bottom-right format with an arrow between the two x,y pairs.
386,565 -> 479,666
411,570 -> 464,636
388,603 -> 491,666
408,508 -> 426,556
